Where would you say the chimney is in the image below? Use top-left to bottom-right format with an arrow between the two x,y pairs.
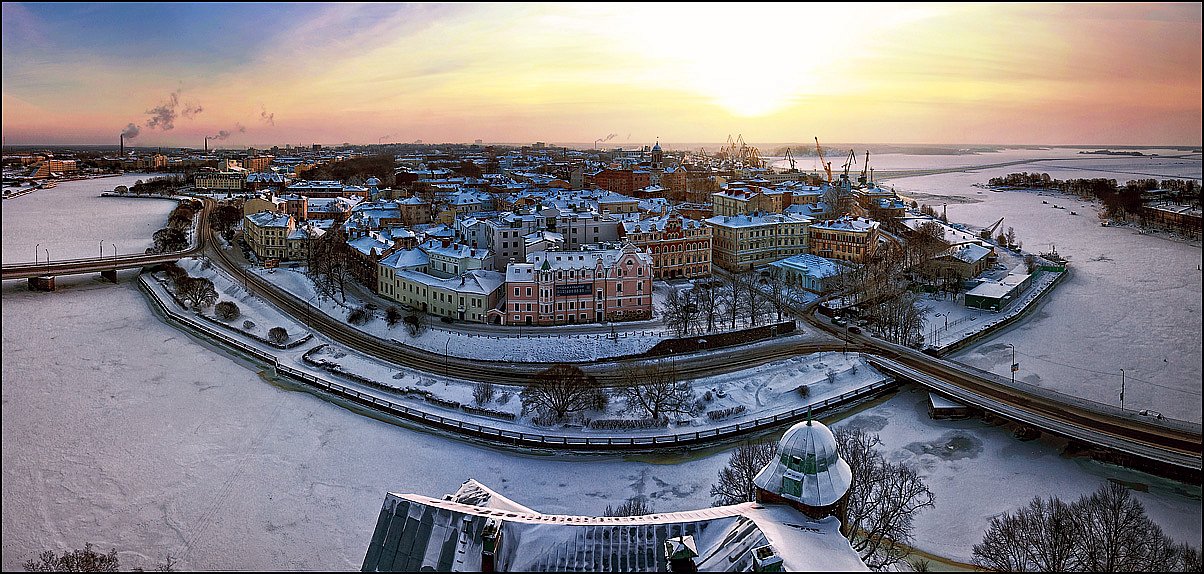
205,136 -> 209,153
120,134 -> 124,158
441,237 -> 451,248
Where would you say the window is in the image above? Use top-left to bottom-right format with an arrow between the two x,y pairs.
617,283 -> 622,293
525,287 -> 532,296
513,287 -> 519,296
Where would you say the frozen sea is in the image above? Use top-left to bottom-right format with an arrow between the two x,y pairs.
1,173 -> 176,265
880,151 -> 1202,423
2,160 -> 1200,569
2,275 -> 1198,570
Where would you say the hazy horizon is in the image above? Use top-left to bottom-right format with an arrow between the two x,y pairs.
4,3 -> 1200,147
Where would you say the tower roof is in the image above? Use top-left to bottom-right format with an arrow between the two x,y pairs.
753,419 -> 852,507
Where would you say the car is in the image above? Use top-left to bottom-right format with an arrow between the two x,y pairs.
833,318 -> 848,327
848,326 -> 862,334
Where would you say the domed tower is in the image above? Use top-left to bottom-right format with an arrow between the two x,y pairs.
651,139 -> 664,170
753,416 -> 852,530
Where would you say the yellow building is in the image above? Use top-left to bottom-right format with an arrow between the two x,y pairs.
704,213 -> 811,272
194,171 -> 246,191
243,211 -> 295,261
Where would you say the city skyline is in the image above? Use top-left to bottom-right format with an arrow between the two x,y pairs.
2,2 -> 1201,147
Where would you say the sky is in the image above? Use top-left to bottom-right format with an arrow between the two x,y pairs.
2,2 -> 1201,148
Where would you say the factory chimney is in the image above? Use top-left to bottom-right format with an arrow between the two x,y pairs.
205,136 -> 209,153
120,134 -> 124,158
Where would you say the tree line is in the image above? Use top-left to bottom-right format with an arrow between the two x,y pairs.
988,172 -> 1201,220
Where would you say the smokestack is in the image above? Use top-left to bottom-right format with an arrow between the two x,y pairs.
205,136 -> 209,153
120,134 -> 124,158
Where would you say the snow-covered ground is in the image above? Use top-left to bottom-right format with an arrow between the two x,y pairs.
168,257 -> 310,345
883,152 -> 1202,423
1,173 -> 175,264
918,270 -> 1062,352
3,272 -> 1199,571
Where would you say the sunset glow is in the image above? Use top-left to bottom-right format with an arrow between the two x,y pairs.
2,2 -> 1200,146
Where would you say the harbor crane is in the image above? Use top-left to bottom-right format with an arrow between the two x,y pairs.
783,147 -> 797,171
814,137 -> 833,183
981,216 -> 1005,240
841,149 -> 858,181
859,150 -> 870,185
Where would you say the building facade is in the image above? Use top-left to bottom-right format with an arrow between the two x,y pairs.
496,245 -> 653,325
808,217 -> 880,264
243,211 -> 295,260
621,212 -> 712,279
705,213 -> 811,272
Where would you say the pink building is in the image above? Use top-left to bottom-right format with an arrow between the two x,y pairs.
492,245 -> 653,325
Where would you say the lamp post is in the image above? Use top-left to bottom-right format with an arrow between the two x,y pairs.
1007,343 -> 1017,385
1120,368 -> 1126,411
35,243 -> 40,267
933,313 -> 944,345
444,335 -> 452,377
111,243 -> 117,262
44,248 -> 50,276
100,239 -> 104,259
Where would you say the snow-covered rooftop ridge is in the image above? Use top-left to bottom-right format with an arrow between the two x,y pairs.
770,253 -> 848,278
809,216 -> 879,232
704,212 -> 812,227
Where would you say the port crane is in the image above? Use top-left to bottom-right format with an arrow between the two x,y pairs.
859,150 -> 870,185
841,149 -> 858,182
814,137 -> 833,183
980,216 -> 1005,240
783,147 -> 797,171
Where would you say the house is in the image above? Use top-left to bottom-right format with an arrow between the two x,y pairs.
243,211 -> 295,260
704,213 -> 812,272
769,254 -> 850,294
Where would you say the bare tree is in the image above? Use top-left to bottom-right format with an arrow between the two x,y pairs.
692,279 -> 725,333
619,361 -> 693,420
307,227 -> 355,303
520,364 -> 600,422
710,439 -> 778,506
734,271 -> 768,327
403,312 -> 425,337
973,482 -> 1200,572
660,288 -> 698,337
177,276 -> 218,310
604,496 -> 652,517
473,381 -> 495,405
835,427 -> 936,570
23,543 -> 176,572
763,267 -> 790,322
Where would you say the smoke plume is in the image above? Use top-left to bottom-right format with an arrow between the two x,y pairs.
259,105 -> 275,126
120,123 -> 141,139
144,88 -> 204,131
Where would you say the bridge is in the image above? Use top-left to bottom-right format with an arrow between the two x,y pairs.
0,200 -> 210,285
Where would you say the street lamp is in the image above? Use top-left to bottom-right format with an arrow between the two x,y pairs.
444,335 -> 452,377
100,239 -> 104,259
44,248 -> 50,276
933,312 -> 944,345
35,243 -> 40,267
1007,343 -> 1017,385
1120,368 -> 1126,411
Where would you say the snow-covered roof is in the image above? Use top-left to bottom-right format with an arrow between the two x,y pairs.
770,254 -> 847,279
622,213 -> 706,234
945,243 -> 992,264
393,269 -> 504,295
810,217 -> 879,233
753,419 -> 852,508
245,211 -> 292,228
347,234 -> 393,257
362,488 -> 867,572
420,239 -> 489,260
704,213 -> 812,228
379,247 -> 429,270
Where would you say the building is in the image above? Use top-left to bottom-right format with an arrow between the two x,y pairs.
704,213 -> 812,272
808,217 -> 880,264
194,171 -> 246,192
769,253 -> 849,294
243,211 -> 295,260
29,159 -> 79,178
927,243 -> 993,281
621,212 -> 712,279
964,266 -> 1035,311
495,245 -> 653,325
361,419 -> 866,572
711,187 -> 783,217
594,168 -> 651,195
377,261 -> 505,322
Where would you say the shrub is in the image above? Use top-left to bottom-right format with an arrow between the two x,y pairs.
243,320 -> 256,330
215,301 -> 240,321
268,327 -> 288,345
707,405 -> 746,421
588,418 -> 668,430
385,306 -> 402,327
347,305 -> 373,326
797,384 -> 810,398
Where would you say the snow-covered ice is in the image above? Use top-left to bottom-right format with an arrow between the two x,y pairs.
2,174 -> 176,264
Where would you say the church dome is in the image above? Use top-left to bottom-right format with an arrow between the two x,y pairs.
365,176 -> 381,187
753,419 -> 852,508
